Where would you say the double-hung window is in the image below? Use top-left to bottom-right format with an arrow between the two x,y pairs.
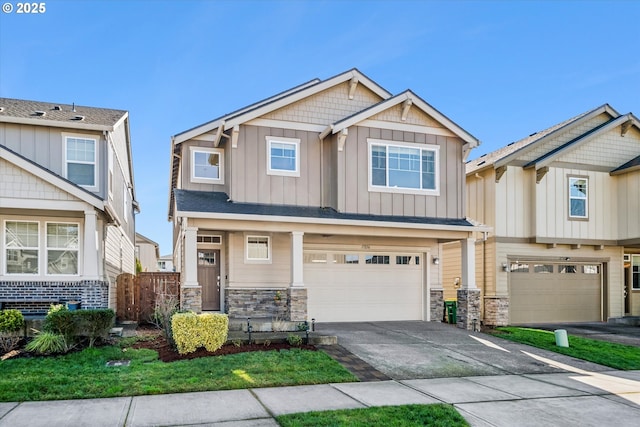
266,136 -> 300,177
65,136 -> 97,189
46,223 -> 79,275
369,139 -> 439,194
5,221 -> 39,274
569,176 -> 588,219
191,147 -> 224,184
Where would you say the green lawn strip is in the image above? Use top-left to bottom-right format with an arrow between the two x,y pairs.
492,327 -> 640,370
276,404 -> 469,427
0,347 -> 357,402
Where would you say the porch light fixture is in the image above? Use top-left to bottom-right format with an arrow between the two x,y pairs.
502,263 -> 510,272
432,257 -> 440,265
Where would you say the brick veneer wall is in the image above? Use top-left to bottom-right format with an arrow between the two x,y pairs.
430,289 -> 444,322
456,288 -> 481,331
484,297 -> 509,326
0,280 -> 109,314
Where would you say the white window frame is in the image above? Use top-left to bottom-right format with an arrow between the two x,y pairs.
568,176 -> 588,220
108,143 -> 114,199
45,221 -> 79,276
4,220 -> 40,275
245,235 -> 272,264
190,147 -> 225,184
123,182 -> 129,224
63,134 -> 98,191
367,139 -> 440,196
266,136 -> 300,177
632,255 -> 640,290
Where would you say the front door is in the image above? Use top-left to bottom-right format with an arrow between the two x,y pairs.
198,250 -> 220,311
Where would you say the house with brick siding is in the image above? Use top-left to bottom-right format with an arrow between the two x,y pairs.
443,104 -> 640,326
0,98 -> 137,314
169,69 -> 489,329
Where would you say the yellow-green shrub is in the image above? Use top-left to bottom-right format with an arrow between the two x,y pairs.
171,312 -> 229,355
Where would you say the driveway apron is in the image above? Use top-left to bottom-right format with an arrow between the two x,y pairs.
315,321 -> 613,380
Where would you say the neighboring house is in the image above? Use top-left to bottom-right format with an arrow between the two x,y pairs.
169,69 -> 488,328
135,233 -> 160,272
0,98 -> 137,314
444,104 -> 640,325
157,254 -> 174,272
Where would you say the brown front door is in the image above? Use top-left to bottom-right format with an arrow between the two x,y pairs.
198,250 -> 220,311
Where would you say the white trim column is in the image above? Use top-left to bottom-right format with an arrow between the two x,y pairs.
461,237 -> 477,289
291,231 -> 304,287
83,209 -> 99,280
183,226 -> 199,287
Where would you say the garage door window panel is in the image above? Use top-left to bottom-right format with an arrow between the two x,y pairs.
304,253 -> 327,264
396,255 -> 420,265
534,264 -> 554,273
510,262 -> 529,273
559,265 -> 577,274
583,265 -> 600,274
334,254 -> 359,264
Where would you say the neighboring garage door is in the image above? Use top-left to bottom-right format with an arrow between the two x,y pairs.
304,251 -> 423,322
509,261 -> 602,324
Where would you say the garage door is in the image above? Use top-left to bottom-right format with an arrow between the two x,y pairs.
509,261 -> 602,324
304,251 -> 423,322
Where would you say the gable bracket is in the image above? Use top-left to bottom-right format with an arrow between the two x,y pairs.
212,121 -> 226,148
621,119 -> 632,137
401,98 -> 413,121
494,166 -> 507,183
231,125 -> 239,149
337,128 -> 348,151
536,166 -> 549,184
348,77 -> 359,100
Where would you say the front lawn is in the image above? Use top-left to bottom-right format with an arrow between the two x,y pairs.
492,327 -> 640,370
276,404 -> 469,427
0,344 -> 357,402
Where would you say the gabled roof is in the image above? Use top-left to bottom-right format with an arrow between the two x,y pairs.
0,143 -> 104,209
172,68 -> 392,144
322,90 -> 480,147
611,154 -> 640,175
466,104 -> 620,175
0,97 -> 128,131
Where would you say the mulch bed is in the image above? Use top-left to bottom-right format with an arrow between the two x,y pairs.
131,332 -> 316,363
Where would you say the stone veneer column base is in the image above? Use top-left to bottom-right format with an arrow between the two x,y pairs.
430,289 -> 444,322
181,286 -> 202,313
288,287 -> 307,321
483,297 -> 509,326
225,288 -> 289,319
456,288 -> 481,331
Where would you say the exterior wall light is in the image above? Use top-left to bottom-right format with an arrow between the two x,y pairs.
502,263 -> 510,272
432,257 -> 440,265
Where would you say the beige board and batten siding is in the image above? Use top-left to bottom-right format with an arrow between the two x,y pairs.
337,125 -> 465,218
466,168 -> 496,231
617,171 -> 640,239
226,232 -> 290,288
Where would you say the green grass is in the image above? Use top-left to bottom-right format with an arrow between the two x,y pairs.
276,404 -> 469,427
493,327 -> 640,370
0,345 -> 357,402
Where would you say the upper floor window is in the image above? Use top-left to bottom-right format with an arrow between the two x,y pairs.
266,136 -> 300,177
65,136 -> 97,189
368,139 -> 439,195
569,176 -> 588,219
191,147 -> 224,184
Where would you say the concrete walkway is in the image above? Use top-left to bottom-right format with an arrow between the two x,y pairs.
2,367 -> 640,426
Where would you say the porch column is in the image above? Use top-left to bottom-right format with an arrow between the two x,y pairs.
290,231 -> 304,287
182,226 -> 202,312
83,209 -> 99,280
457,237 -> 481,331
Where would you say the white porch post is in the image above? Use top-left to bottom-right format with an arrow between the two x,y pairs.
291,231 -> 304,287
83,209 -> 99,280
183,226 -> 199,287
460,237 -> 477,289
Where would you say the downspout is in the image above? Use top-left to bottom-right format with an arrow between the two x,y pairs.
320,135 -> 324,207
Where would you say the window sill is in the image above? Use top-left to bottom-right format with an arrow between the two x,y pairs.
368,186 -> 439,197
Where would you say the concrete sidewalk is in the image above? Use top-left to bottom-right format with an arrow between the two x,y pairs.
2,369 -> 639,427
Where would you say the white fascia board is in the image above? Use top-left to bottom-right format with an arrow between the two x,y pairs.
173,70 -> 391,145
175,210 -> 492,233
0,198 -> 94,212
0,116 -> 113,132
1,146 -> 104,209
534,114 -> 632,170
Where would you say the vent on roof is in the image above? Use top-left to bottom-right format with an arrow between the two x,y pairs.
72,115 -> 85,121
507,142 -> 515,146
0,107 -> 4,112
479,153 -> 487,158
53,105 -> 62,111
477,161 -> 486,166
34,110 -> 46,116
529,132 -> 538,137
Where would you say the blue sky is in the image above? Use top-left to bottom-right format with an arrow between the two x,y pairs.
1,0 -> 638,255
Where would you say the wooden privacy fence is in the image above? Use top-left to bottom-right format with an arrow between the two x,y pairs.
116,272 -> 180,322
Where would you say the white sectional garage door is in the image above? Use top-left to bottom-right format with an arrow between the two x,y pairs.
509,261 -> 602,324
304,252 -> 423,322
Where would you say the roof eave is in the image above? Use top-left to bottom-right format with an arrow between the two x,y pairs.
0,116 -> 114,132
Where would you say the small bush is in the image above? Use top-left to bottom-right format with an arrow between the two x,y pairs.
149,292 -> 179,343
0,309 -> 25,333
75,309 -> 115,347
43,309 -> 77,342
287,333 -> 303,346
25,331 -> 70,354
171,312 -> 229,355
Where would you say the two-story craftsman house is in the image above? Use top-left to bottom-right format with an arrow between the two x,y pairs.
168,69 -> 488,328
0,98 -> 137,313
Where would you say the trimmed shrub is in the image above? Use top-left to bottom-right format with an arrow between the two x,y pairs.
75,309 -> 115,347
43,309 -> 77,342
171,312 -> 229,355
0,309 -> 25,333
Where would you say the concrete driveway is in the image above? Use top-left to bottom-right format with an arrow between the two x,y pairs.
315,321 -> 615,380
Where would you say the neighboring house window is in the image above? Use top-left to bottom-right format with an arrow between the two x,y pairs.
46,223 -> 78,275
633,255 -> 640,290
4,221 -> 39,274
246,236 -> 271,262
569,177 -> 588,219
191,147 -> 224,183
368,139 -> 439,194
158,261 -> 166,270
266,136 -> 300,177
65,136 -> 97,189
